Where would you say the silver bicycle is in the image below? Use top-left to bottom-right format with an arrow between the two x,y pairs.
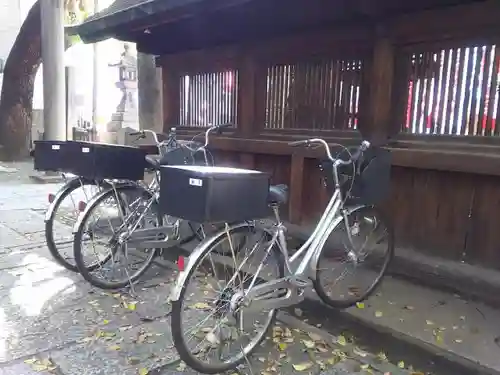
168,138 -> 394,374
71,124 -> 237,289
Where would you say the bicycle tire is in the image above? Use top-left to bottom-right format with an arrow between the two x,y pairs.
313,205 -> 394,309
73,184 -> 162,289
171,224 -> 284,374
45,177 -> 106,272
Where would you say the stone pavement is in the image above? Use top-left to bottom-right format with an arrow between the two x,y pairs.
0,163 -> 413,375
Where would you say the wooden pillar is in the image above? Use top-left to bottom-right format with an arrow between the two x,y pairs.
361,26 -> 396,142
161,66 -> 180,132
237,55 -> 266,137
289,154 -> 305,224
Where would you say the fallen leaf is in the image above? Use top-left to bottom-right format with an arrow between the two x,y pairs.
127,302 -> 137,311
377,352 -> 388,361
191,302 -> 210,310
308,332 -> 323,342
397,361 -> 405,369
292,362 -> 313,371
353,346 -> 368,357
31,364 -> 49,372
337,335 -> 347,346
138,368 -> 148,375
455,339 -> 463,343
361,364 -> 370,370
404,305 -> 414,311
278,343 -> 287,351
375,311 -> 383,318
23,358 -> 37,364
103,320 -> 110,325
302,340 -> 315,349
294,308 -> 303,317
410,372 -> 425,375
356,302 -> 365,309
176,362 -> 186,371
426,320 -> 434,326
108,345 -> 121,351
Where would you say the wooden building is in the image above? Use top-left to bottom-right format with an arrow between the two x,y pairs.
75,0 -> 500,276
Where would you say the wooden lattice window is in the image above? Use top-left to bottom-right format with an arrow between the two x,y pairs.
265,59 -> 363,130
400,44 -> 500,136
179,70 -> 239,127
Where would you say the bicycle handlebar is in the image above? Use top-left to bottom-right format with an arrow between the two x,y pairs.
202,123 -> 233,148
289,138 -> 371,165
130,123 -> 233,155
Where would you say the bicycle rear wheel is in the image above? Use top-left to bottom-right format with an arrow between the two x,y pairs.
171,224 -> 284,374
313,205 -> 394,308
45,177 -> 105,272
73,184 -> 162,289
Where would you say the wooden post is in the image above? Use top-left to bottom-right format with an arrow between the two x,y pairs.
361,25 -> 395,142
161,67 -> 180,132
289,154 -> 305,224
237,54 -> 267,137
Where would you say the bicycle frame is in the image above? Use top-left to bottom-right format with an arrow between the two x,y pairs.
170,164 -> 363,312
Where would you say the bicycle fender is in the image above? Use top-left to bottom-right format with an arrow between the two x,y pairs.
44,176 -> 92,221
309,204 -> 365,275
169,222 -> 266,302
70,181 -> 140,234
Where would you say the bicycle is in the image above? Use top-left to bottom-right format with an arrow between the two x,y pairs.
41,129 -> 180,273
168,138 -> 394,374
71,124 -> 238,289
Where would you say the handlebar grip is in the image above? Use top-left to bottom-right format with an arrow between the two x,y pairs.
129,131 -> 143,137
288,140 -> 309,147
216,123 -> 233,129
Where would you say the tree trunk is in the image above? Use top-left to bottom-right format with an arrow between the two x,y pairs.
0,0 -> 74,161
0,1 -> 42,160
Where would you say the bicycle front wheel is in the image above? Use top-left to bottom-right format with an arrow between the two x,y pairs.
313,205 -> 394,308
73,184 -> 162,289
171,224 -> 284,374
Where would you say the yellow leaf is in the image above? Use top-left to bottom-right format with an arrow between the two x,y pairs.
292,362 -> 313,371
127,302 -> 137,311
455,339 -> 463,343
31,364 -> 49,371
23,358 -> 37,364
375,311 -> 383,318
108,345 -> 121,351
302,340 -> 315,349
356,302 -> 365,309
278,342 -> 287,351
426,320 -> 434,325
191,302 -> 210,310
337,335 -> 347,346
397,361 -> 405,369
361,364 -> 370,370
103,319 -> 110,325
138,368 -> 149,375
377,352 -> 388,361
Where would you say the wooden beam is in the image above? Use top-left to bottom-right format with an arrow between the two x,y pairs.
289,154 -> 305,224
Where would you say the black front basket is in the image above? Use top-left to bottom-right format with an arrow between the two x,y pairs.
319,147 -> 392,205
